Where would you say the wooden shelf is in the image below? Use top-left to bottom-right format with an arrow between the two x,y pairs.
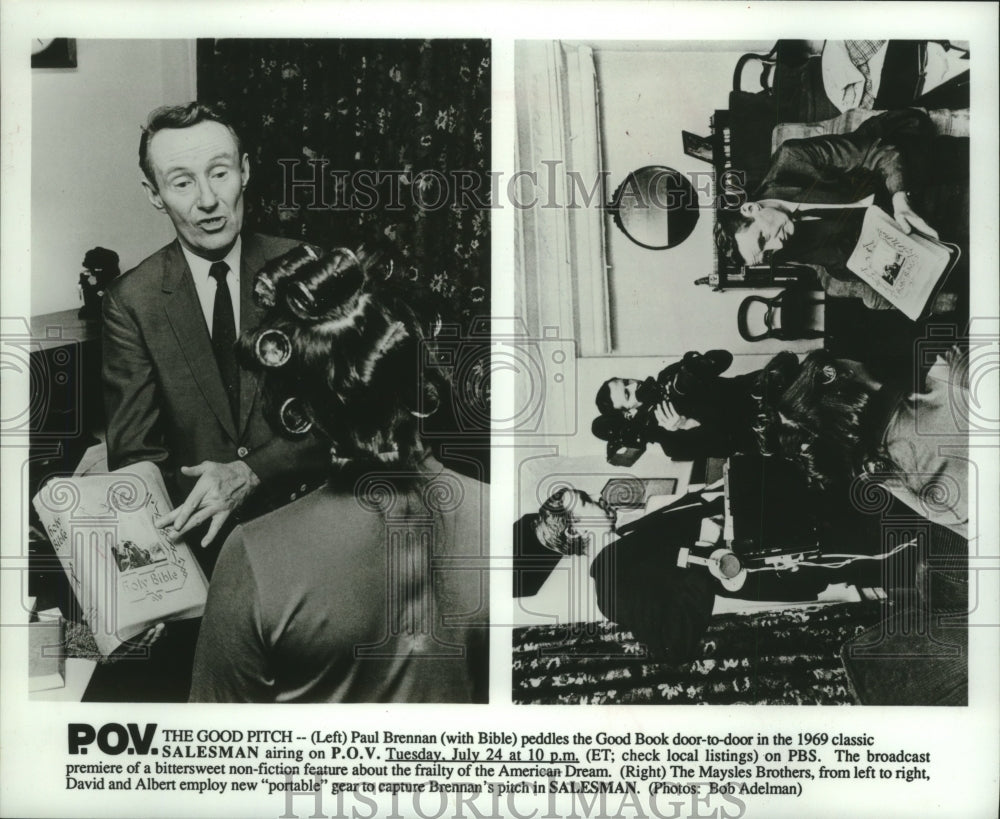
29,309 -> 101,350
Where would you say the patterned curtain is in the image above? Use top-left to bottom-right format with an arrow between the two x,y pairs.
198,38 -> 490,328
513,601 -> 886,705
198,40 -> 492,476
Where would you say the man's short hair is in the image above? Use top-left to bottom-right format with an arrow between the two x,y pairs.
595,379 -> 616,416
714,208 -> 753,269
139,101 -> 242,189
534,490 -> 588,556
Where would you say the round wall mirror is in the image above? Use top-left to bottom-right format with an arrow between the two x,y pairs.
609,166 -> 700,250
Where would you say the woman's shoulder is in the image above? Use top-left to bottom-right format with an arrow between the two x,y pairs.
235,485 -> 381,555
423,463 -> 488,518
430,462 -> 486,493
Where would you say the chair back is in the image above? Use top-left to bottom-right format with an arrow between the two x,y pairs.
738,288 -> 825,342
737,293 -> 782,341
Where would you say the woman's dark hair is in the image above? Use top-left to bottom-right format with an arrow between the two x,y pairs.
757,350 -> 801,404
238,245 -> 448,471
750,351 -> 798,441
756,350 -> 883,489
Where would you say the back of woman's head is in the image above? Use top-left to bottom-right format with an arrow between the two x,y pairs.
781,351 -> 872,436
238,245 -> 448,470
759,350 -> 875,488
758,350 -> 800,404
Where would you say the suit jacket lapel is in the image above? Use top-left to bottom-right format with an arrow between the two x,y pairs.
616,490 -> 710,537
161,241 -> 238,441
779,208 -> 866,278
238,233 -> 265,436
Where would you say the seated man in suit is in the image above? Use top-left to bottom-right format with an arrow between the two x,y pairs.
592,350 -> 798,461
713,108 -> 968,313
517,487 -> 719,662
103,102 -> 328,569
517,481 -> 894,664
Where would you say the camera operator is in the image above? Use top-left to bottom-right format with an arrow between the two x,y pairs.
592,350 -> 798,462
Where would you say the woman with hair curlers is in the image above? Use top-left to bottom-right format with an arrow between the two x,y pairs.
756,348 -> 970,537
190,246 -> 489,703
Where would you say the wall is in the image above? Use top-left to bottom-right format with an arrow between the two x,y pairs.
31,40 -> 197,316
594,44 -> 820,359
515,41 -> 823,461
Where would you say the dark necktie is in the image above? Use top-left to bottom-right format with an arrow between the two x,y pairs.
209,261 -> 239,423
781,207 -> 868,277
844,40 -> 886,109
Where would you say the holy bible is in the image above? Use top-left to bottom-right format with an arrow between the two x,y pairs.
847,205 -> 960,320
32,461 -> 208,656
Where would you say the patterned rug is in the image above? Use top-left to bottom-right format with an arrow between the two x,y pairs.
513,601 -> 887,705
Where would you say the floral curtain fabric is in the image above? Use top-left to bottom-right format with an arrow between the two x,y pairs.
198,39 -> 491,330
198,40 -> 492,476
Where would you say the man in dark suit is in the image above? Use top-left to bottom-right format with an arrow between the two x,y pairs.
519,483 -> 881,663
103,102 -> 327,569
90,103 -> 327,701
714,108 -> 968,312
517,487 -> 719,661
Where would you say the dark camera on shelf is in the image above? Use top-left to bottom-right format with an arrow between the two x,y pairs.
77,247 -> 120,320
592,414 -> 647,467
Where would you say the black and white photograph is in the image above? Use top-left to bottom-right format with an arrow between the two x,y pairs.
512,38 -> 978,706
1,3 -> 998,819
20,37 -> 491,704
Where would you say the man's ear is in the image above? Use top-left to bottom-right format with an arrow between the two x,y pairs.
141,177 -> 165,212
739,201 -> 760,217
240,153 -> 250,189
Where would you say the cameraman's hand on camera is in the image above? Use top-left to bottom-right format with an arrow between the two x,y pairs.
156,460 -> 260,548
654,400 -> 687,432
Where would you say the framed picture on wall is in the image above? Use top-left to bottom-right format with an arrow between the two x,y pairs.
31,39 -> 77,69
681,129 -> 714,164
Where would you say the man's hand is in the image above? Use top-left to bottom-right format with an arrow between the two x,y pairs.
653,400 -> 687,432
155,460 -> 261,547
892,191 -> 939,238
